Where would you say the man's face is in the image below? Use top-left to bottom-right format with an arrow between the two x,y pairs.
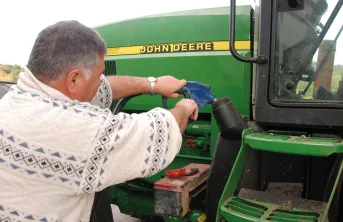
64,54 -> 105,102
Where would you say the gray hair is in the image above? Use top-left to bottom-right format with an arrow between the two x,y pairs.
27,20 -> 107,81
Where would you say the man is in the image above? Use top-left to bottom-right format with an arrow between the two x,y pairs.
0,20 -> 198,221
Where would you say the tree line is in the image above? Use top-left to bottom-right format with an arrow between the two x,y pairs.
0,64 -> 23,82
0,62 -> 342,84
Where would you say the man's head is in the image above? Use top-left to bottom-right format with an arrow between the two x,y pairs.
27,20 -> 107,102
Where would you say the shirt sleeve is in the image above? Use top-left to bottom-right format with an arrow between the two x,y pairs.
90,74 -> 113,109
77,107 -> 182,194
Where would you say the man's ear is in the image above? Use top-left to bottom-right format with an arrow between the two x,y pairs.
65,69 -> 83,95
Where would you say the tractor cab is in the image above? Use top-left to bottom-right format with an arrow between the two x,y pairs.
213,0 -> 343,221
254,0 -> 343,128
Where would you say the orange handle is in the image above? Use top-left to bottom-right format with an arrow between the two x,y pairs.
165,167 -> 198,178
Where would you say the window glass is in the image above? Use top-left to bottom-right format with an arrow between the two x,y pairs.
273,0 -> 343,103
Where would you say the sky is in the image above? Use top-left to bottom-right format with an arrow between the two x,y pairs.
0,0 -> 252,66
0,0 -> 342,66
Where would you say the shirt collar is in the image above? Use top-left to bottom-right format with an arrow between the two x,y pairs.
16,66 -> 71,101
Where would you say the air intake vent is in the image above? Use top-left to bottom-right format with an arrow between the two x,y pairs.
224,198 -> 267,219
268,209 -> 320,222
104,61 -> 116,76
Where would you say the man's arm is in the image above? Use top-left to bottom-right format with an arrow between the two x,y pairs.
106,75 -> 187,100
77,99 -> 198,194
96,74 -> 198,132
106,73 -> 197,132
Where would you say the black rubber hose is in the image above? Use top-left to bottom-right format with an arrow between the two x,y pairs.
113,94 -> 143,115
113,93 -> 182,114
162,92 -> 188,110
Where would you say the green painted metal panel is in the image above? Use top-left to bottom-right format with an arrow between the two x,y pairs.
107,53 -> 252,159
108,53 -> 252,117
94,5 -> 253,220
95,6 -> 252,47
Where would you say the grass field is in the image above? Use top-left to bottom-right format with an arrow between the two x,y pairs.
297,71 -> 342,99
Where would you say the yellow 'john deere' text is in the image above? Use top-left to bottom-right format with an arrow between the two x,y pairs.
140,42 -> 214,54
106,40 -> 250,56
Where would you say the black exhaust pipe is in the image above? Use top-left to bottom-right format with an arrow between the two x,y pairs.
206,96 -> 248,221
212,97 -> 248,139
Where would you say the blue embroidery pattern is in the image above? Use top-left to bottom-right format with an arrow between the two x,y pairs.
142,109 -> 169,177
81,114 -> 121,193
99,75 -> 112,109
7,80 -> 173,194
0,129 -> 83,186
9,86 -> 111,119
0,202 -> 55,222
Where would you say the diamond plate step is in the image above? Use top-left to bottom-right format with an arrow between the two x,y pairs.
238,183 -> 327,214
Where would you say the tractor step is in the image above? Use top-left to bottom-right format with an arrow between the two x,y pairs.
237,183 -> 327,214
220,197 -> 326,222
244,132 -> 343,157
219,182 -> 328,221
217,129 -> 338,221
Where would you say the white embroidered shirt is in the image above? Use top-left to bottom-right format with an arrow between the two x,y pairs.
0,67 -> 182,222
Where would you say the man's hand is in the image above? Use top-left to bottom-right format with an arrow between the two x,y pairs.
155,76 -> 187,98
169,99 -> 199,133
175,99 -> 198,121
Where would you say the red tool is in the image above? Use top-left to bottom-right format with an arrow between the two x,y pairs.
165,167 -> 199,178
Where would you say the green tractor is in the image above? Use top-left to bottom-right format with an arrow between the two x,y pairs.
89,0 -> 343,221
0,0 -> 340,221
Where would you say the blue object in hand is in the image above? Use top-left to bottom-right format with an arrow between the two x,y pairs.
177,81 -> 216,109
